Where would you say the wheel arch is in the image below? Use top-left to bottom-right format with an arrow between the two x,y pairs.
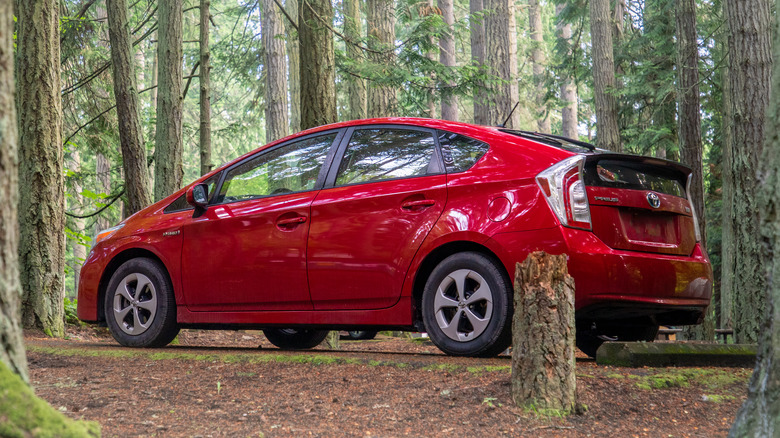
96,248 -> 173,323
411,241 -> 511,328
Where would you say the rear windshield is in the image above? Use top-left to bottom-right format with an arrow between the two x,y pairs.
583,159 -> 686,198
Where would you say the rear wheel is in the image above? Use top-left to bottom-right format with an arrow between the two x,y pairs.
346,330 -> 378,340
263,328 -> 329,349
104,258 -> 179,347
422,252 -> 512,357
576,323 -> 659,358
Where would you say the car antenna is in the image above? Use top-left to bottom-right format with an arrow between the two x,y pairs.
498,102 -> 520,128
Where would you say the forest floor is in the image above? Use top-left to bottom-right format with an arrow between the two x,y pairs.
24,326 -> 751,437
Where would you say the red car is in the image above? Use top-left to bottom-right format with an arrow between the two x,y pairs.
77,118 -> 712,357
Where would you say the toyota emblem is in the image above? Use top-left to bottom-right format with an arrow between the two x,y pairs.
647,192 -> 661,208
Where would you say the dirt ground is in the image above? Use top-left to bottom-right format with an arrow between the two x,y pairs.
24,326 -> 751,437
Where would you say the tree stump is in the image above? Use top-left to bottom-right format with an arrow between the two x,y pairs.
511,251 -> 576,414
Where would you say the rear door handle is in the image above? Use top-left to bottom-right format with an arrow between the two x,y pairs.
277,216 -> 307,226
401,199 -> 436,209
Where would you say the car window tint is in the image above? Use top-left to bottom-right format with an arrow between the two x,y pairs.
163,173 -> 221,213
218,134 -> 336,203
335,129 -> 436,186
437,131 -> 489,173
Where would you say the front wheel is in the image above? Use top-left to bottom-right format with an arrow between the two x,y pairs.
263,328 -> 329,349
422,252 -> 512,357
104,258 -> 179,347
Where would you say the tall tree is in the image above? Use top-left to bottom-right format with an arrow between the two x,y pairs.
438,0 -> 458,121
263,0 -> 289,142
1,0 -> 27,381
556,4 -> 578,139
725,0 -> 772,344
483,0 -> 519,128
589,0 -> 621,151
729,13 -> 780,435
154,0 -> 184,201
107,0 -> 153,214
299,0 -> 337,129
720,32 -> 735,331
470,0 -> 488,125
200,0 -> 213,175
366,0 -> 397,117
344,0 -> 367,120
16,0 -> 65,337
529,0 -> 549,133
285,0 -> 301,132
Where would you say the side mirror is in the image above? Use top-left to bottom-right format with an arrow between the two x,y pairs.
186,183 -> 209,210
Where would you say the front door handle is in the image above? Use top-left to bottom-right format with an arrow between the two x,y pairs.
401,199 -> 436,209
277,216 -> 307,226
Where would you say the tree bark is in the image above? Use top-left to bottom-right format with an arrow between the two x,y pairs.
344,0 -> 366,120
483,0 -> 519,128
556,4 -> 578,139
299,0 -> 337,129
16,0 -> 65,338
263,0 -> 289,142
67,150 -> 87,296
107,0 -> 153,214
529,0 -> 549,133
729,14 -> 780,434
285,0 -> 301,132
366,0 -> 397,117
199,0 -> 213,175
438,0 -> 458,121
0,0 -> 28,381
470,0 -> 487,125
426,0 -> 437,118
512,251 -> 576,414
589,0 -> 621,152
154,0 -> 184,201
725,0 -> 772,344
95,153 -> 111,231
720,34 -> 734,331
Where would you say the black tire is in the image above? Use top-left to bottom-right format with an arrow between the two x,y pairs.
421,252 -> 512,357
346,330 -> 378,340
263,328 -> 329,349
576,323 -> 659,358
104,258 -> 179,347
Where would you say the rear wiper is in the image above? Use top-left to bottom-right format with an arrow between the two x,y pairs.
499,129 -> 596,152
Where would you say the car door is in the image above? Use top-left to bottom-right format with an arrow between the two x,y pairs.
307,126 -> 447,310
181,131 -> 341,311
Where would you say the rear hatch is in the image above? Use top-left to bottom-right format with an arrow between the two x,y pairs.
582,154 -> 696,256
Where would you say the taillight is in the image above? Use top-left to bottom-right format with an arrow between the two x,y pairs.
536,155 -> 592,230
686,174 -> 702,242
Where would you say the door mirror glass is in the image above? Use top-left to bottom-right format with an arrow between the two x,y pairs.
187,183 -> 210,209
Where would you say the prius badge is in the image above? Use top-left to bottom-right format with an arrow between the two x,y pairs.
647,192 -> 661,209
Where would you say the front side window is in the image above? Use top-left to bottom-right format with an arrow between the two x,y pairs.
335,128 -> 438,186
217,133 -> 336,203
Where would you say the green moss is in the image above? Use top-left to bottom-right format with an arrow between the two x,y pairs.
702,394 -> 736,403
466,365 -> 510,375
606,373 -> 625,379
631,368 -> 750,391
0,361 -> 101,437
423,363 -> 462,373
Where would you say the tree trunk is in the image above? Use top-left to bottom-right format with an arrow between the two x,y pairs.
556,4 -> 578,139
285,0 -> 301,132
366,0 -> 397,117
729,15 -> 780,435
529,0 -> 549,133
725,0 -> 772,344
199,0 -> 213,175
68,150 -> 87,297
16,0 -> 65,338
344,0 -> 366,120
589,0 -> 621,152
0,0 -> 27,381
426,0 -> 437,118
483,0 -> 519,128
470,0 -> 487,125
107,0 -> 153,214
438,0 -> 458,121
299,0 -> 337,129
512,251 -> 576,413
263,0 -> 289,142
154,0 -> 184,202
95,153 -> 111,231
720,36 -> 734,331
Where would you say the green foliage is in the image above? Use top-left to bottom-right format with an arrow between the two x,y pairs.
0,362 -> 101,438
63,297 -> 79,326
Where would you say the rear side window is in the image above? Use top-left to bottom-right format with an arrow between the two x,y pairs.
437,131 -> 489,173
583,159 -> 686,197
335,128 -> 438,186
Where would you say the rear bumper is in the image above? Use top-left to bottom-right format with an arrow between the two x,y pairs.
488,226 -> 712,325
